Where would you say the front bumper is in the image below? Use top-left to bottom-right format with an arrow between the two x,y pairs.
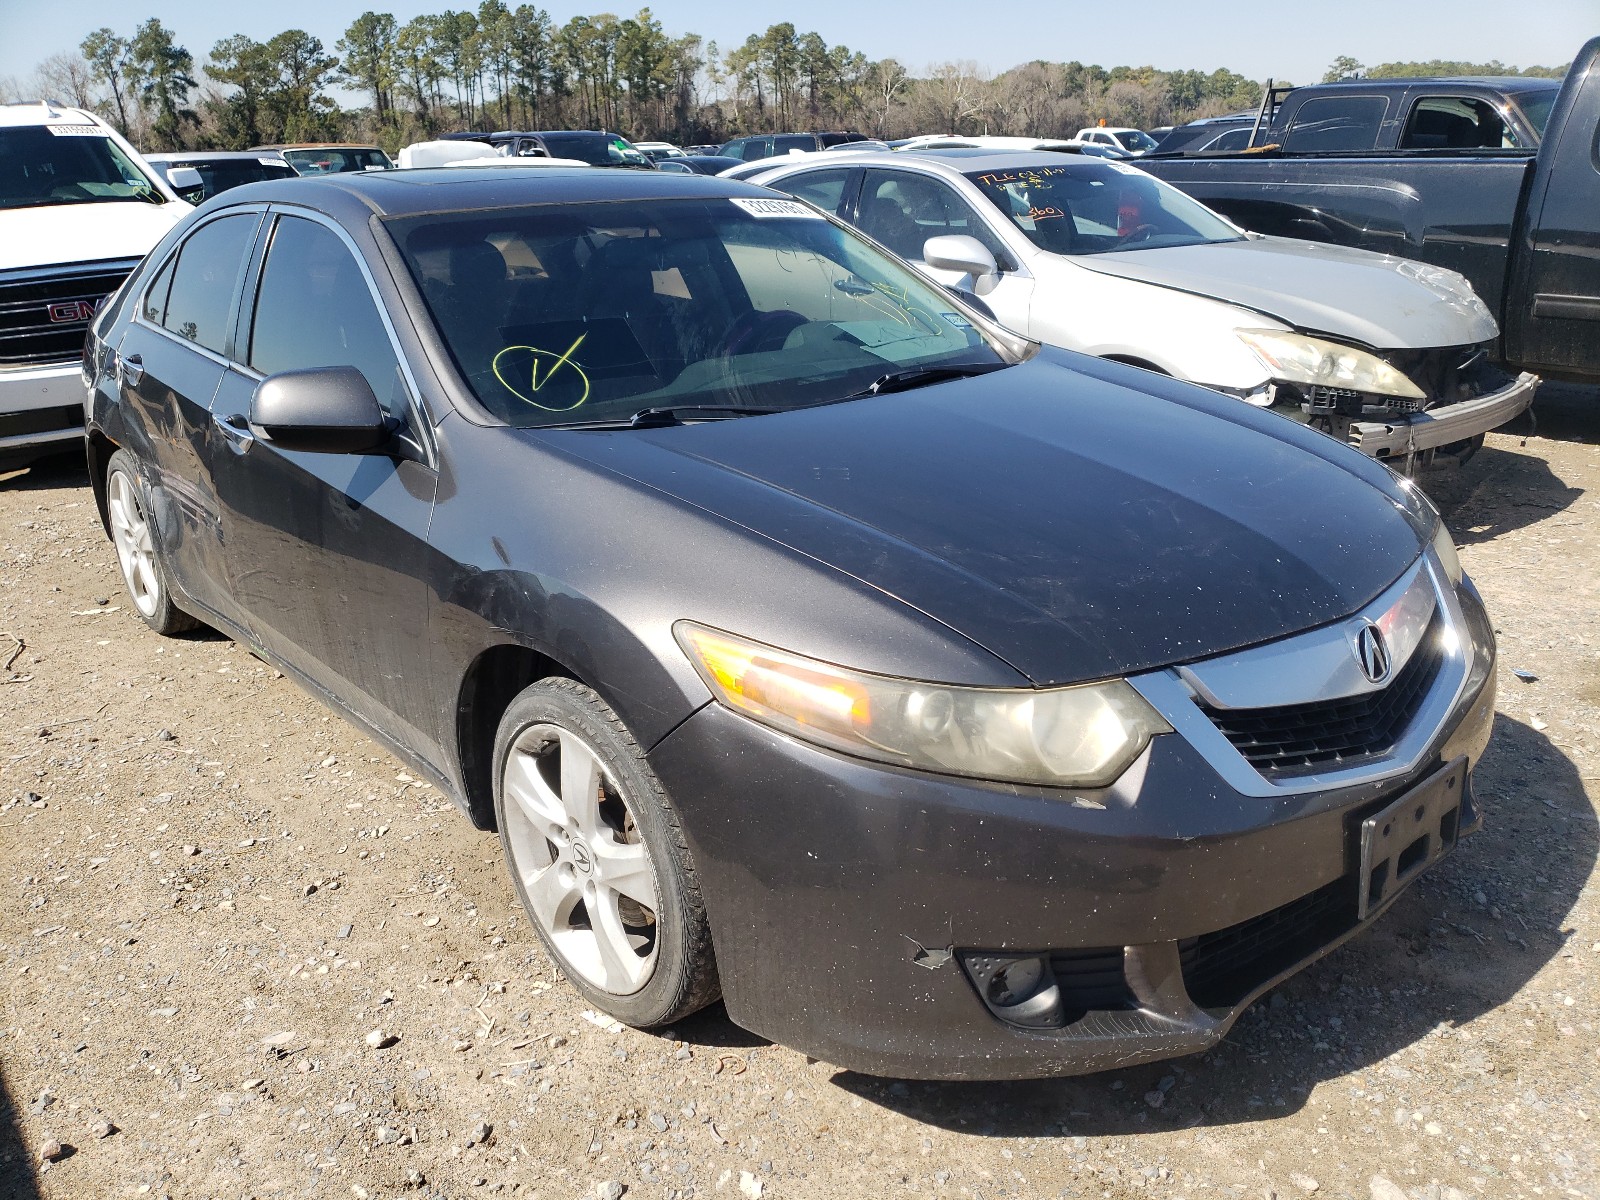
0,362 -> 87,467
647,575 -> 1498,1080
1349,371 -> 1538,460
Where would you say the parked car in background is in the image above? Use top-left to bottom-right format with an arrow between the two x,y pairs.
0,101 -> 194,471
144,151 -> 298,202
255,143 -> 394,174
655,155 -> 744,175
683,144 -> 723,155
633,140 -> 686,161
751,148 -> 1536,469
85,166 -> 1496,1080
1151,115 -> 1257,155
1137,37 -> 1599,390
1076,126 -> 1160,154
397,140 -> 588,169
718,131 -> 869,161
440,129 -> 655,168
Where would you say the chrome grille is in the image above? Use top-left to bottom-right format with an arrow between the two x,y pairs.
0,261 -> 137,368
1198,617 -> 1445,777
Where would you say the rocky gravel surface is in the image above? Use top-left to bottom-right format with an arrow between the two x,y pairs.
1,388 -> 1596,1200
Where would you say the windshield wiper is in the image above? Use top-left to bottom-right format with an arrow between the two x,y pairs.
627,404 -> 787,428
849,362 -> 1009,399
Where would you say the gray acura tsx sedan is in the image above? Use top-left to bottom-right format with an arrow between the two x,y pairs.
83,168 -> 1497,1079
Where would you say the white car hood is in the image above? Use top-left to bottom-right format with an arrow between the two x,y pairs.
1073,235 -> 1499,349
0,200 -> 187,271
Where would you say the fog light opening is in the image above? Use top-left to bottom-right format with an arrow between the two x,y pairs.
965,953 -> 1067,1029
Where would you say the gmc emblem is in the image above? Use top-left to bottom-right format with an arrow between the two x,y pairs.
47,299 -> 98,323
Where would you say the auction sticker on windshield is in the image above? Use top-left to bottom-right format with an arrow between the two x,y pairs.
46,125 -> 105,137
729,197 -> 824,219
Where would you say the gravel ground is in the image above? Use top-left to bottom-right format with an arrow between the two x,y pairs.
1,387 -> 1596,1200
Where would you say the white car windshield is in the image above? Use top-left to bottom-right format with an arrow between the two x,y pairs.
0,125 -> 164,210
966,162 -> 1243,256
389,196 -> 1007,428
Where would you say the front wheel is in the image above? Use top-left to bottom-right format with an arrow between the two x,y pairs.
493,677 -> 719,1027
105,449 -> 197,635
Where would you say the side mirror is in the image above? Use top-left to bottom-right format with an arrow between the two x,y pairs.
250,366 -> 393,454
922,235 -> 999,293
165,165 -> 202,192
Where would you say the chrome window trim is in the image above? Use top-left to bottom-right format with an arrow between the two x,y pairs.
1130,548 -> 1472,798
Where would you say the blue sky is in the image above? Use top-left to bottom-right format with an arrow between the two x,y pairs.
1,0 -> 1593,92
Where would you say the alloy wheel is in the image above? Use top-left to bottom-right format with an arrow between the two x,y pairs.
500,722 -> 660,994
107,468 -> 161,619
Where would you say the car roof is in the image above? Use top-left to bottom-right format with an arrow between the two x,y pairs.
145,150 -> 290,162
212,166 -> 779,221
254,142 -> 386,151
757,148 -> 1104,173
1297,75 -> 1561,90
0,102 -> 103,129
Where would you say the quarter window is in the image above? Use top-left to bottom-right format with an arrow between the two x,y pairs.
1282,96 -> 1389,153
249,215 -> 406,417
156,213 -> 259,353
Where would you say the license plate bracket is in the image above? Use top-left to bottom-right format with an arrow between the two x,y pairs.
1358,757 -> 1468,920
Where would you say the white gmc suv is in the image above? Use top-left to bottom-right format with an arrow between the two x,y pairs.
0,103 -> 193,471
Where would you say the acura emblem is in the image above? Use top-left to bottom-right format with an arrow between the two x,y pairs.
1355,622 -> 1392,684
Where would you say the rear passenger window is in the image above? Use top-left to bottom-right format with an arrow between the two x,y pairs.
1283,96 -> 1389,152
249,215 -> 406,417
154,213 -> 258,353
1400,96 -> 1513,149
773,135 -> 814,155
773,169 -> 852,215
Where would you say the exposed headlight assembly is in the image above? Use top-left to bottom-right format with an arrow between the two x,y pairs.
675,623 -> 1170,788
1237,329 -> 1426,400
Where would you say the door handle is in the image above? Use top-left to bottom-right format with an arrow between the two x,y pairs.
214,411 -> 255,453
119,352 -> 144,386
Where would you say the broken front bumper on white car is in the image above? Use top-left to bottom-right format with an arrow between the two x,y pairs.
1349,372 -> 1538,463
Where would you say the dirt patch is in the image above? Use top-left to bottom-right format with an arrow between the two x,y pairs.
2,388 -> 1597,1200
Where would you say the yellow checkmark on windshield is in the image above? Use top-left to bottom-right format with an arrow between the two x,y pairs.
492,332 -> 592,411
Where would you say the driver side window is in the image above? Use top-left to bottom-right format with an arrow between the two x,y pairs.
856,171 -> 1011,267
249,215 -> 408,420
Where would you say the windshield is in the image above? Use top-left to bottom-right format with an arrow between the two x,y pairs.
1118,131 -> 1159,152
388,197 -> 1005,428
536,134 -> 652,167
966,162 -> 1244,255
168,158 -> 297,200
281,147 -> 391,174
1510,89 -> 1557,140
0,125 -> 163,210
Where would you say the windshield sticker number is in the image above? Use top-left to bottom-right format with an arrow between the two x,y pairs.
940,312 -> 973,329
730,197 -> 825,220
46,125 -> 107,137
492,333 -> 591,411
1027,205 -> 1066,221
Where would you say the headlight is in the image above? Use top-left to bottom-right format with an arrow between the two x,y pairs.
1432,520 -> 1463,585
675,623 -> 1171,788
1237,329 -> 1426,400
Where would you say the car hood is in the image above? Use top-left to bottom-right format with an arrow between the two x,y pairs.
0,200 -> 187,270
1073,236 -> 1498,349
549,352 -> 1428,685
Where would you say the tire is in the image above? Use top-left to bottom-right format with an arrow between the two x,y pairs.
493,677 -> 719,1027
104,449 -> 198,636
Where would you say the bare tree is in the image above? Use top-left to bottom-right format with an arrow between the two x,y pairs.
35,52 -> 101,108
913,60 -> 989,135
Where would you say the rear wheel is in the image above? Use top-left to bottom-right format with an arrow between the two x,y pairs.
105,449 -> 197,635
493,678 -> 719,1026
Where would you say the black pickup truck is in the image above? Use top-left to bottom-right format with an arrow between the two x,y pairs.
1137,38 -> 1599,386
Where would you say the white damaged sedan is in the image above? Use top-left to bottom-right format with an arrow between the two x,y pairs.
751,149 -> 1537,468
